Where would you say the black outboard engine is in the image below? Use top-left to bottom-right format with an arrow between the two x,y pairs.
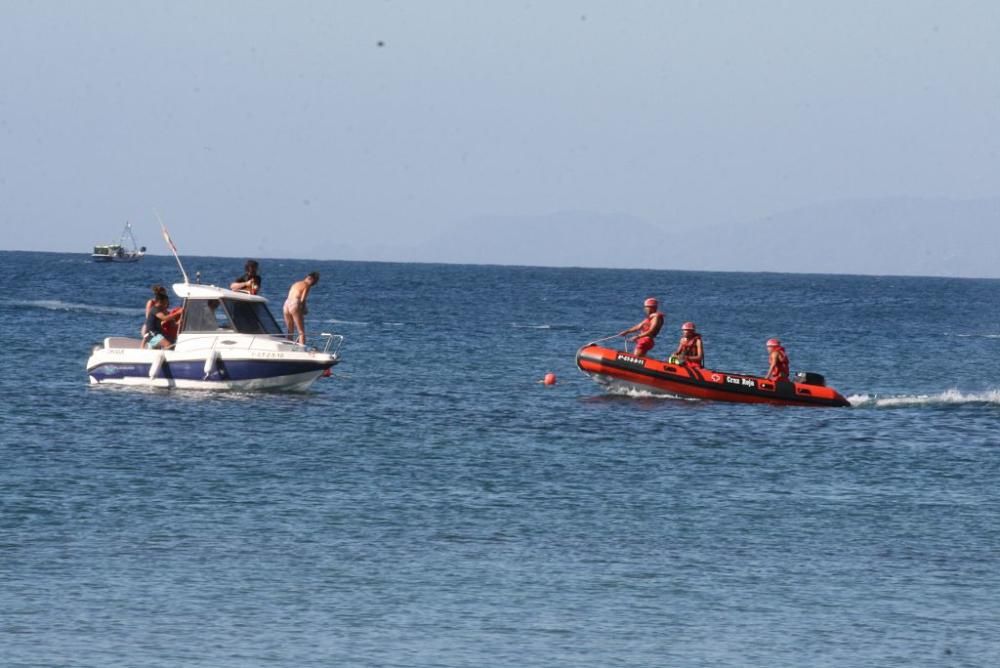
793,371 -> 826,386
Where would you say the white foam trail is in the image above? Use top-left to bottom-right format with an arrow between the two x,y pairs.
607,386 -> 676,400
8,299 -> 143,316
954,333 -> 1000,339
512,323 -> 553,329
325,319 -> 369,326
849,389 -> 1000,408
600,380 -> 696,401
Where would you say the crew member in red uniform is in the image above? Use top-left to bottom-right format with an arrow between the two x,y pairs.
766,338 -> 790,382
673,322 -> 704,367
619,297 -> 664,357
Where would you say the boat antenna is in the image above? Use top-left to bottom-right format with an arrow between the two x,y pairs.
155,212 -> 190,284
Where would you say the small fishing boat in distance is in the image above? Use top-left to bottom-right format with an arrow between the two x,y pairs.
577,343 -> 850,407
92,222 -> 146,262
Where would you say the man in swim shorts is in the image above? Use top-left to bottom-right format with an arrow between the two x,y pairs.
284,272 -> 319,345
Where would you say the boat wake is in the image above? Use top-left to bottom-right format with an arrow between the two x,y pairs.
601,382 -> 696,401
512,323 -> 577,330
848,389 -> 1000,408
325,318 -> 370,326
7,299 -> 143,316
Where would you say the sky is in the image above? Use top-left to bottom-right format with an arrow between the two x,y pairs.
1,1 -> 999,273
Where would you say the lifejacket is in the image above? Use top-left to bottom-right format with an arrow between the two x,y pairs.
768,346 -> 789,381
678,333 -> 703,364
639,312 -> 664,339
161,306 -> 183,341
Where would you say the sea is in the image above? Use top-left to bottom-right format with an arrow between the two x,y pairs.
1,250 -> 998,667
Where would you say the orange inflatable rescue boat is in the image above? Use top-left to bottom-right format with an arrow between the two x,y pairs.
576,344 -> 850,407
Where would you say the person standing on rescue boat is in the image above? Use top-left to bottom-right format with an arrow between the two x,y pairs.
766,338 -> 790,382
619,297 -> 664,357
673,322 -> 704,367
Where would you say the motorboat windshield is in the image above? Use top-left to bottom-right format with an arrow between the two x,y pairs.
180,297 -> 284,335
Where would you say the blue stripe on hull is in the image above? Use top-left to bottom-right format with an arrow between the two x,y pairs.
89,359 -> 333,382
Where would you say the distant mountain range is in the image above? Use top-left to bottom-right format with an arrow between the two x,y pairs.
386,197 -> 1000,278
705,197 -> 1000,278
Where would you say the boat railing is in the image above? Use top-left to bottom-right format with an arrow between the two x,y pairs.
318,332 -> 344,356
244,333 -> 343,355
174,332 -> 343,356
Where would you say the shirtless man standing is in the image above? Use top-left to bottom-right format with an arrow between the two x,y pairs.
284,272 -> 319,345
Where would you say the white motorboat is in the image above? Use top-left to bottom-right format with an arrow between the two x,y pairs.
86,283 -> 343,391
92,222 -> 146,262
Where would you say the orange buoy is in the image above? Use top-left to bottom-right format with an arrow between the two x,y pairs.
543,372 -> 557,386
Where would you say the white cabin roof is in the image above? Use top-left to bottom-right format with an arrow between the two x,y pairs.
172,283 -> 268,302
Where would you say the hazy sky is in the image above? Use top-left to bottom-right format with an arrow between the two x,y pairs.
2,1 -> 998,266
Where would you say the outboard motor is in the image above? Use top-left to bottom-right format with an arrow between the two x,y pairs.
794,371 -> 826,387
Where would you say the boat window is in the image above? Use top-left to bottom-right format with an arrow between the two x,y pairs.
180,299 -> 233,332
222,299 -> 283,335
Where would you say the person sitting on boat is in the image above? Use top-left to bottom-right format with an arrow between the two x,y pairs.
673,321 -> 704,367
230,259 -> 262,295
141,285 -> 168,338
144,293 -> 182,349
284,272 -> 319,345
766,338 -> 790,382
618,297 -> 664,357
160,302 -> 183,341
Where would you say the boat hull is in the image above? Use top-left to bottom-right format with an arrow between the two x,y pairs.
92,253 -> 144,263
576,345 -> 850,407
86,346 -> 337,392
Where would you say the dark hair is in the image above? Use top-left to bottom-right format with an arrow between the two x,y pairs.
245,259 -> 259,274
152,284 -> 168,300
307,271 -> 319,283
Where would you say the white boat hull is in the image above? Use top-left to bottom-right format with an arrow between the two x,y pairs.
92,252 -> 144,263
86,337 -> 338,392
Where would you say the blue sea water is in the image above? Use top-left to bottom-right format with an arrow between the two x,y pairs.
1,250 -> 999,667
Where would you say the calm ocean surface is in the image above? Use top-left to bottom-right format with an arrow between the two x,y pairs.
2,250 -> 999,667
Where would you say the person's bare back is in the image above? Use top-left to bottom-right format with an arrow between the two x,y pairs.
283,272 -> 319,345
286,279 -> 310,306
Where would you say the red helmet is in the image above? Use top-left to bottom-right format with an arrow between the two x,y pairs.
766,338 -> 781,347
643,297 -> 658,308
681,321 -> 696,331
